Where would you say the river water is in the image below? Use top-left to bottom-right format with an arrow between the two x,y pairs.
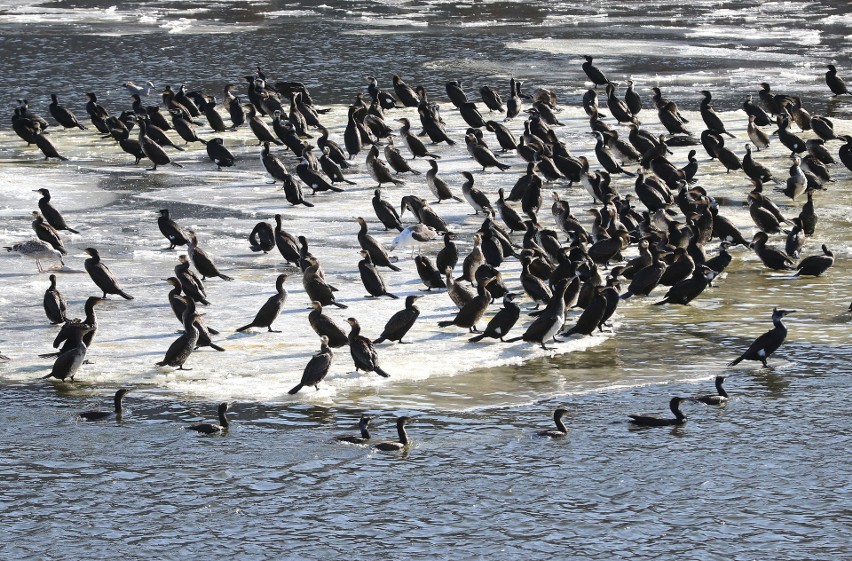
0,1 -> 850,559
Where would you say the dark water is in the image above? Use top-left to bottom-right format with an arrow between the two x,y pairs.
1,1 -> 851,559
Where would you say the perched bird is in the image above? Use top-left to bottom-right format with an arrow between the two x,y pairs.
31,211 -> 66,255
460,171 -> 493,215
308,301 -> 349,348
469,293 -> 520,343
4,239 -> 65,272
582,56 -> 609,88
157,209 -> 190,250
206,138 -> 236,169
536,408 -> 569,438
49,93 -> 86,130
84,248 -> 133,300
358,250 -> 398,299
288,336 -> 334,394
78,389 -> 130,421
187,403 -> 230,434
347,317 -> 391,378
729,308 -> 794,368
825,64 -> 849,96
156,297 -> 199,370
374,295 -> 422,344
187,231 -> 232,281
43,273 -> 67,324
628,397 -> 687,427
236,274 -> 288,332
42,324 -> 93,382
34,188 -> 78,234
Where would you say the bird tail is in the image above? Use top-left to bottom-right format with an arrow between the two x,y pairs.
497,163 -> 511,171
652,299 -> 669,306
725,131 -> 736,138
619,291 -> 633,300
118,290 -> 135,300
392,178 -> 406,186
297,200 -> 315,208
469,333 -> 487,343
199,139 -> 208,145
373,337 -> 387,344
288,383 -> 304,395
373,366 -> 391,378
503,336 -> 523,343
235,324 -> 253,332
67,227 -> 80,234
218,273 -> 234,281
208,343 -> 226,352
388,263 -> 402,272
38,351 -> 60,359
207,327 -> 220,335
452,195 -> 463,202
329,184 -> 345,192
332,301 -> 348,309
410,169 -> 422,175
728,355 -> 744,367
343,178 -> 357,185
386,292 -> 400,299
77,123 -> 88,130
170,161 -> 184,168
58,155 -> 69,161
445,138 -> 456,146
438,321 -> 455,328
172,145 -> 186,152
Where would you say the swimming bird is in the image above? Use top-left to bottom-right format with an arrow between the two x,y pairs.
84,248 -> 133,299
336,415 -> 374,444
43,273 -> 67,324
123,80 -> 155,96
347,317 -> 390,378
692,376 -> 729,406
825,64 -> 849,96
236,274 -> 288,332
373,416 -> 412,451
536,408 -> 569,438
288,336 -> 334,394
795,245 -> 834,277
5,239 -> 64,272
729,308 -> 794,368
374,295 -> 422,344
79,388 -> 130,421
629,397 -> 687,427
187,403 -> 230,434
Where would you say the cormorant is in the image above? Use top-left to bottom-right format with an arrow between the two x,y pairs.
187,403 -> 230,434
84,248 -> 133,300
347,317 -> 390,378
79,389 -> 130,421
43,273 -> 67,324
288,336 -> 334,394
236,274 -> 288,332
536,408 -> 569,438
336,415 -> 373,444
629,397 -> 687,427
729,308 -> 794,368
374,295 -> 421,344
469,293 -> 520,343
692,376 -> 729,406
373,416 -> 412,451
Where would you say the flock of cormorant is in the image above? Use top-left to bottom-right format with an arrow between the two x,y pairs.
2,56 -> 850,444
